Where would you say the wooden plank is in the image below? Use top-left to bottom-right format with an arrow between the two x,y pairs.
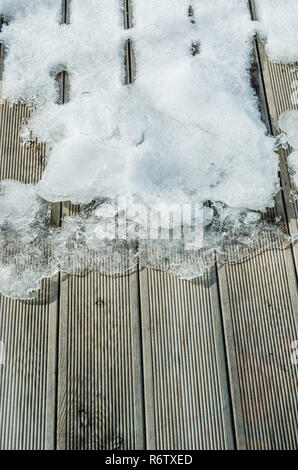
128,1 -> 235,449
1,0 -> 296,451
257,45 -> 298,262
0,103 -> 46,183
57,268 -> 144,450
55,0 -> 145,450
0,19 -> 59,448
0,281 -> 59,450
216,1 -> 298,450
249,0 -> 298,264
218,238 -> 298,449
0,17 -> 6,104
139,264 -> 235,450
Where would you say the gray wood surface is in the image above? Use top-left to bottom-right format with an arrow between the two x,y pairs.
218,238 -> 298,449
57,268 -> 144,450
0,281 -> 58,450
216,1 -> 298,449
0,25 -> 58,448
140,264 -> 235,450
55,0 -> 145,450
0,0 -> 297,450
250,0 -> 298,265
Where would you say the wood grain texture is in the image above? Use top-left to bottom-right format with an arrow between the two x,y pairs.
218,238 -> 298,449
250,0 -> 298,260
218,2 -> 298,449
0,0 -> 297,450
0,75 -> 58,449
0,280 -> 58,450
57,269 -> 144,450
55,0 -> 145,450
140,264 -> 235,450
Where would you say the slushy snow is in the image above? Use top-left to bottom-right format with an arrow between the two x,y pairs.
0,0 -> 291,297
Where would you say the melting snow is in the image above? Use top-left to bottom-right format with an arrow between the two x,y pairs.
0,0 -> 292,298
1,0 -> 279,208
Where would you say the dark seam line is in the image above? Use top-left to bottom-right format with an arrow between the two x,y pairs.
214,260 -> 238,449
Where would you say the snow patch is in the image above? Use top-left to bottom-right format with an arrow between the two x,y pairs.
0,0 -> 289,297
256,0 -> 298,62
0,0 -> 279,209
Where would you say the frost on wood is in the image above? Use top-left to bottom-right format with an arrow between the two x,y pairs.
0,0 -> 287,297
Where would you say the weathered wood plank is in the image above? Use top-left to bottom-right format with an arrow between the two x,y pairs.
0,31 -> 58,449
216,2 -> 298,449
0,17 -> 5,104
57,268 -> 144,450
130,0 -> 233,450
0,281 -> 59,450
0,5 -> 69,450
55,0 -> 145,450
0,102 -> 46,183
139,264 -> 235,449
1,0 -> 297,451
218,239 -> 298,449
250,0 -> 298,262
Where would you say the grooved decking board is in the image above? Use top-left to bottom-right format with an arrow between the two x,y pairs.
125,0 -> 234,451
0,105 -> 58,450
126,0 -> 233,450
55,0 -> 145,450
139,265 -> 235,450
0,102 -> 46,183
0,15 -> 46,183
0,99 -> 58,447
0,16 -> 58,451
57,269 -> 144,450
250,0 -> 298,264
0,18 -> 4,103
218,239 -> 298,450
127,0 -> 295,451
257,46 -> 298,260
214,2 -> 298,450
0,280 -> 58,450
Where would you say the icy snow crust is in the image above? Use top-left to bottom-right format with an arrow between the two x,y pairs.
0,0 -> 285,298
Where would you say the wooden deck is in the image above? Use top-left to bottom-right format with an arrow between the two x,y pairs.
0,0 -> 297,450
